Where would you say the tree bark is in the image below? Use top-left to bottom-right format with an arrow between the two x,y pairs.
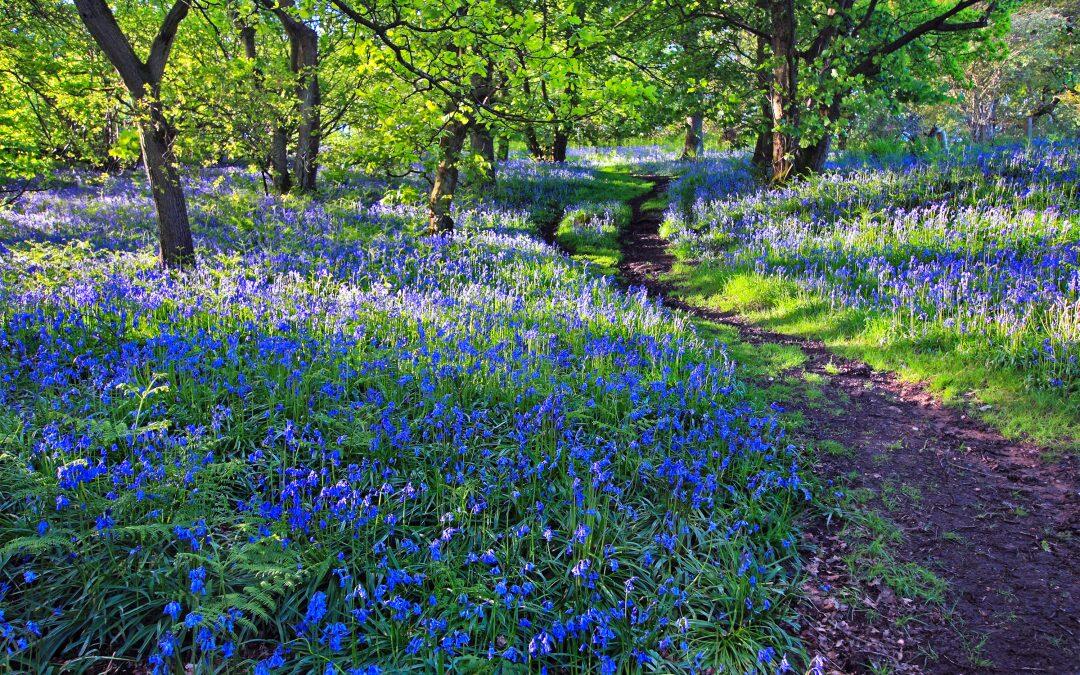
751,34 -> 772,174
552,131 -> 569,162
270,127 -> 292,193
1027,97 -> 1059,141
292,29 -> 319,191
428,115 -> 468,235
267,2 -> 320,192
102,106 -> 121,172
469,124 -> 496,187
237,13 -> 293,194
524,126 -> 546,160
466,68 -> 497,185
767,0 -> 797,181
793,134 -> 831,175
681,113 -> 704,159
73,0 -> 195,268
793,96 -> 843,175
140,101 -> 193,265
551,3 -> 585,164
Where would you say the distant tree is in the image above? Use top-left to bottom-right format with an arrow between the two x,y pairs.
958,1 -> 1079,141
330,0 -> 653,233
260,0 -> 320,192
685,0 -> 1008,180
602,8 -> 752,160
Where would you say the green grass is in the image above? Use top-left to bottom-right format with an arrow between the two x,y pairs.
552,169 -> 652,276
667,261 -> 1080,452
554,201 -> 631,274
816,440 -> 853,458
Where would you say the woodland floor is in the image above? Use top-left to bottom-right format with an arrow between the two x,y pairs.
613,177 -> 1080,674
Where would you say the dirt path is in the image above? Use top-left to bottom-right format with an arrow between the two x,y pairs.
617,178 -> 1080,674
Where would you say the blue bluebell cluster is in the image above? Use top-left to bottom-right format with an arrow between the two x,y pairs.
665,142 -> 1080,394
0,162 -> 806,672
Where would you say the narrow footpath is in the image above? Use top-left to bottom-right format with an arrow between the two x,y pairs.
617,178 -> 1080,674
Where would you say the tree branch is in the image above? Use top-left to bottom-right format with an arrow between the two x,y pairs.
853,0 -> 996,78
73,0 -> 150,95
147,0 -> 192,83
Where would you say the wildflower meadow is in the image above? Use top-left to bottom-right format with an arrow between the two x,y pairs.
3,0 -> 1078,672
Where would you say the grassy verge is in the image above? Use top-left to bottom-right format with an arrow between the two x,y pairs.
551,169 -> 651,275
693,314 -> 954,671
667,261 -> 1079,453
553,166 -> 962,672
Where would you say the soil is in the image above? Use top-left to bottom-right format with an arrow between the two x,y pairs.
616,177 -> 1080,674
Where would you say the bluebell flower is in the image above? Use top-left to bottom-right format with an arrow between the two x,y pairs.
189,566 -> 207,595
164,601 -> 182,621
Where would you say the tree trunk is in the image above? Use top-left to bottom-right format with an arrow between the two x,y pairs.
289,23 -> 319,191
750,34 -> 771,174
469,124 -> 496,187
793,96 -> 842,175
681,113 -> 704,160
793,134 -> 831,175
73,0 -> 195,268
550,3 -> 584,164
140,100 -> 195,267
552,130 -> 569,162
1026,98 -> 1059,142
238,14 -> 293,194
524,126 -> 546,160
466,68 -> 497,185
102,106 -> 122,172
934,127 -> 950,151
270,126 -> 292,193
267,2 -> 320,192
752,129 -> 770,170
767,0 -> 797,181
428,116 -> 468,235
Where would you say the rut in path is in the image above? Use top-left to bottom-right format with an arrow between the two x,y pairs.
617,177 -> 1080,674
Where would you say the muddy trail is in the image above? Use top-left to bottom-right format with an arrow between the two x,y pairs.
617,178 -> 1080,674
